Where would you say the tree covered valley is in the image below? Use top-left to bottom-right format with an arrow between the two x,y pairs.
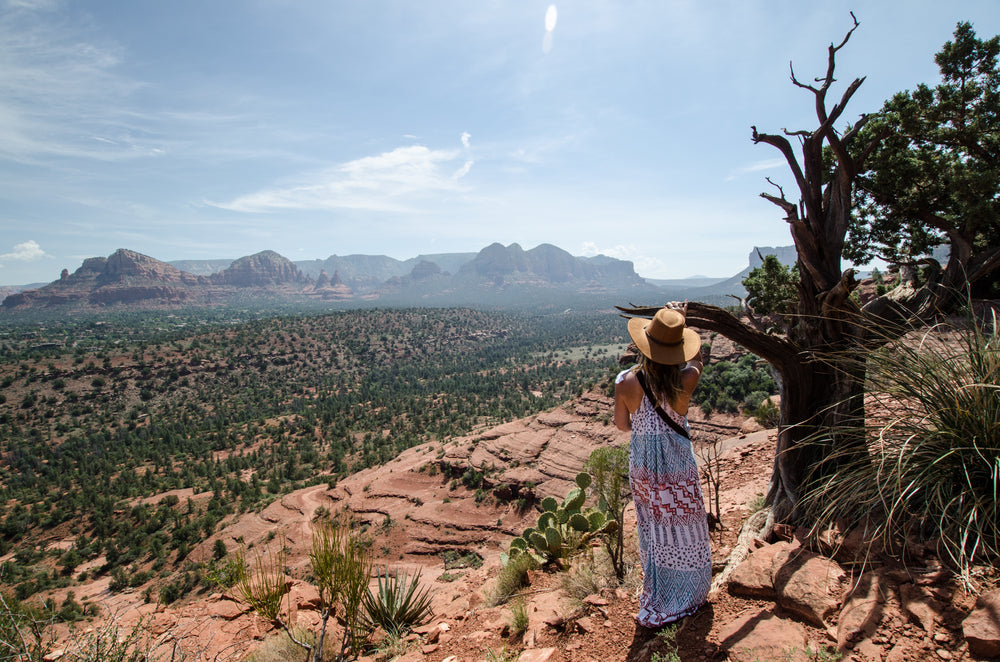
0,307 -> 636,604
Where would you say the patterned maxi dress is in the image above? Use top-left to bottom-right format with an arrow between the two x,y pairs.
624,370 -> 712,627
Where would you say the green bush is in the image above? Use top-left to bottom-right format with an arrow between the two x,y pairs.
753,398 -> 780,427
694,354 -> 777,414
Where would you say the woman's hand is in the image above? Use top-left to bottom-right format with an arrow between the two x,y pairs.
663,300 -> 688,316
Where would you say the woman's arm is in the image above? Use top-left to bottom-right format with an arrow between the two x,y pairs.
614,371 -> 641,431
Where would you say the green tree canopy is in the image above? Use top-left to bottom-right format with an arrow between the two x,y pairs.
851,22 -> 1000,295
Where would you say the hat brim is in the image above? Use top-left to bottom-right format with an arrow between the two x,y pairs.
627,316 -> 702,365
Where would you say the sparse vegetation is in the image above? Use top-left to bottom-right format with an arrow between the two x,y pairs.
506,598 -> 529,639
0,308 -> 621,605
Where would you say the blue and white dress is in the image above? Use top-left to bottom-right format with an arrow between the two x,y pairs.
621,369 -> 711,627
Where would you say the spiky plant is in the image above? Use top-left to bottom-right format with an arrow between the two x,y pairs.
800,308 -> 1000,581
363,566 -> 433,637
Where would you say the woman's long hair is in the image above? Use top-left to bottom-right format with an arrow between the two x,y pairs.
632,354 -> 684,408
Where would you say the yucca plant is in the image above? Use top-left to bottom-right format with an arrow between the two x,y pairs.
363,566 -> 433,637
800,308 -> 999,581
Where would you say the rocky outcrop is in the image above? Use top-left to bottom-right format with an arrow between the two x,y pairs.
2,249 -> 205,309
211,250 -> 309,287
310,269 -> 353,300
457,243 -> 647,290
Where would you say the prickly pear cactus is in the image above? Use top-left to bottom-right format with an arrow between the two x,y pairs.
501,471 -> 619,568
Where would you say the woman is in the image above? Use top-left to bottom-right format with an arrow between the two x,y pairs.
614,303 -> 711,628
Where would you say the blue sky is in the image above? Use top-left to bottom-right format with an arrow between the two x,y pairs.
1,1 -> 998,286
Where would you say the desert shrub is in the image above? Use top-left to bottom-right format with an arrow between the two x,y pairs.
560,560 -> 609,603
363,566 -> 433,637
753,398 -> 780,427
487,551 -> 536,607
800,311 -> 1000,580
239,521 -> 373,662
584,446 -> 631,582
440,550 -> 482,570
506,598 -> 529,639
742,390 -> 770,413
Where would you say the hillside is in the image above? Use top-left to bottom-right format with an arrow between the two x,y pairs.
14,386 -> 996,662
2,309 -> 996,661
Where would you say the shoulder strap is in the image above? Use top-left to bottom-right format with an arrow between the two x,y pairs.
635,370 -> 691,440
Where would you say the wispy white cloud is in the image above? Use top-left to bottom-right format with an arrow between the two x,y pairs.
0,4 -> 162,163
0,240 -> 48,263
725,158 -> 787,180
213,143 -> 475,213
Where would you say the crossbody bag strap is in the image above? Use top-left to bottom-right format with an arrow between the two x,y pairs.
635,370 -> 691,440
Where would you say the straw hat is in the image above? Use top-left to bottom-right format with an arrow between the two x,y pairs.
627,308 -> 701,365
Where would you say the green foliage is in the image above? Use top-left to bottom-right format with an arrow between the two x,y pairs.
800,311 -> 1000,579
502,472 -> 616,569
584,446 -> 630,582
506,598 -> 529,639
650,624 -> 681,662
363,566 -> 434,637
235,544 -> 287,623
487,552 -> 535,607
694,354 -> 777,415
851,22 -> 1000,298
0,591 -> 50,662
753,398 -> 780,428
237,521 -> 375,662
310,520 -> 372,661
742,255 -> 799,319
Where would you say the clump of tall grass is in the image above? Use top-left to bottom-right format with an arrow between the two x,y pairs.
487,553 -> 536,607
800,308 -> 999,581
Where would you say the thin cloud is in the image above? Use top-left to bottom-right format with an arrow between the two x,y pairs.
0,240 -> 48,263
725,158 -> 787,181
213,143 -> 474,214
461,131 -> 471,148
0,5 -> 159,163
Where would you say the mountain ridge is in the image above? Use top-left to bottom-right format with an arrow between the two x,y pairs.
0,244 -> 794,313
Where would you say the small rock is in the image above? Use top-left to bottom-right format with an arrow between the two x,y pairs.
421,644 -> 439,655
576,616 -> 596,633
855,639 -> 883,661
935,649 -> 952,660
728,541 -> 791,600
43,650 -> 65,662
963,588 -> 1000,657
583,594 -> 609,606
718,608 -> 809,662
